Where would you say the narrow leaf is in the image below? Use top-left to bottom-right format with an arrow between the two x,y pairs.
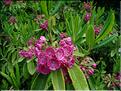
93,35 -> 117,49
0,72 -> 12,84
27,60 -> 36,75
68,64 -> 89,90
86,25 -> 95,50
40,1 -> 48,17
96,11 -> 115,42
31,74 -> 48,90
51,69 -> 65,90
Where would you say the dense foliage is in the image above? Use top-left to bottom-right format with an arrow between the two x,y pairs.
0,0 -> 120,90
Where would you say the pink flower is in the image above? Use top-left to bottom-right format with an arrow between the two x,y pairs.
4,0 -> 12,5
59,40 -> 66,47
55,48 -> 64,60
92,63 -> 97,68
8,16 -> 16,24
115,72 -> 121,80
19,49 -> 33,59
94,26 -> 100,35
80,65 -> 86,71
40,20 -> 48,30
66,56 -> 75,68
60,33 -> 67,39
88,69 -> 94,75
64,37 -> 72,46
38,52 -> 48,65
36,64 -> 51,75
39,36 -> 46,43
34,36 -> 46,50
27,37 -> 35,46
47,58 -> 61,71
84,2 -> 91,11
62,45 -> 73,57
34,47 -> 41,57
45,47 -> 55,58
59,37 -> 73,47
35,42 -> 42,50
84,13 -> 91,22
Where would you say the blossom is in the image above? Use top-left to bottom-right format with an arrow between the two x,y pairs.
84,2 -> 91,11
27,37 -> 35,46
92,63 -> 97,68
62,45 -> 73,57
60,33 -> 67,39
84,13 -> 91,22
55,48 -> 64,60
19,35 -> 75,75
34,36 -> 46,50
45,47 -> 55,58
4,0 -> 12,5
39,36 -> 46,43
115,72 -> 121,80
59,40 -> 66,47
88,69 -> 94,75
40,20 -> 48,30
36,64 -> 51,75
94,26 -> 100,35
80,65 -> 86,71
63,37 -> 72,46
9,16 -> 16,24
34,47 -> 41,57
37,52 -> 48,65
66,56 -> 75,68
19,49 -> 33,59
47,57 -> 61,71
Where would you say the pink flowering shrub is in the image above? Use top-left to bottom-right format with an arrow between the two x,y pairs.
79,57 -> 97,78
19,35 -> 75,75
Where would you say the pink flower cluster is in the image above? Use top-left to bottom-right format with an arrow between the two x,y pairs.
84,2 -> 91,12
19,36 -> 75,75
83,2 -> 92,22
80,64 -> 96,78
40,20 -> 48,30
84,12 -> 92,22
111,72 -> 121,88
79,57 -> 97,78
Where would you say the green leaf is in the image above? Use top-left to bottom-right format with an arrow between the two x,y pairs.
18,57 -> 24,63
96,11 -> 115,42
50,1 -> 64,15
40,1 -> 48,17
23,63 -> 29,79
51,69 -> 65,90
86,25 -> 95,50
0,72 -> 12,84
15,63 -> 20,87
93,35 -> 117,49
68,64 -> 89,90
31,74 -> 49,90
73,50 -> 85,57
27,60 -> 36,75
